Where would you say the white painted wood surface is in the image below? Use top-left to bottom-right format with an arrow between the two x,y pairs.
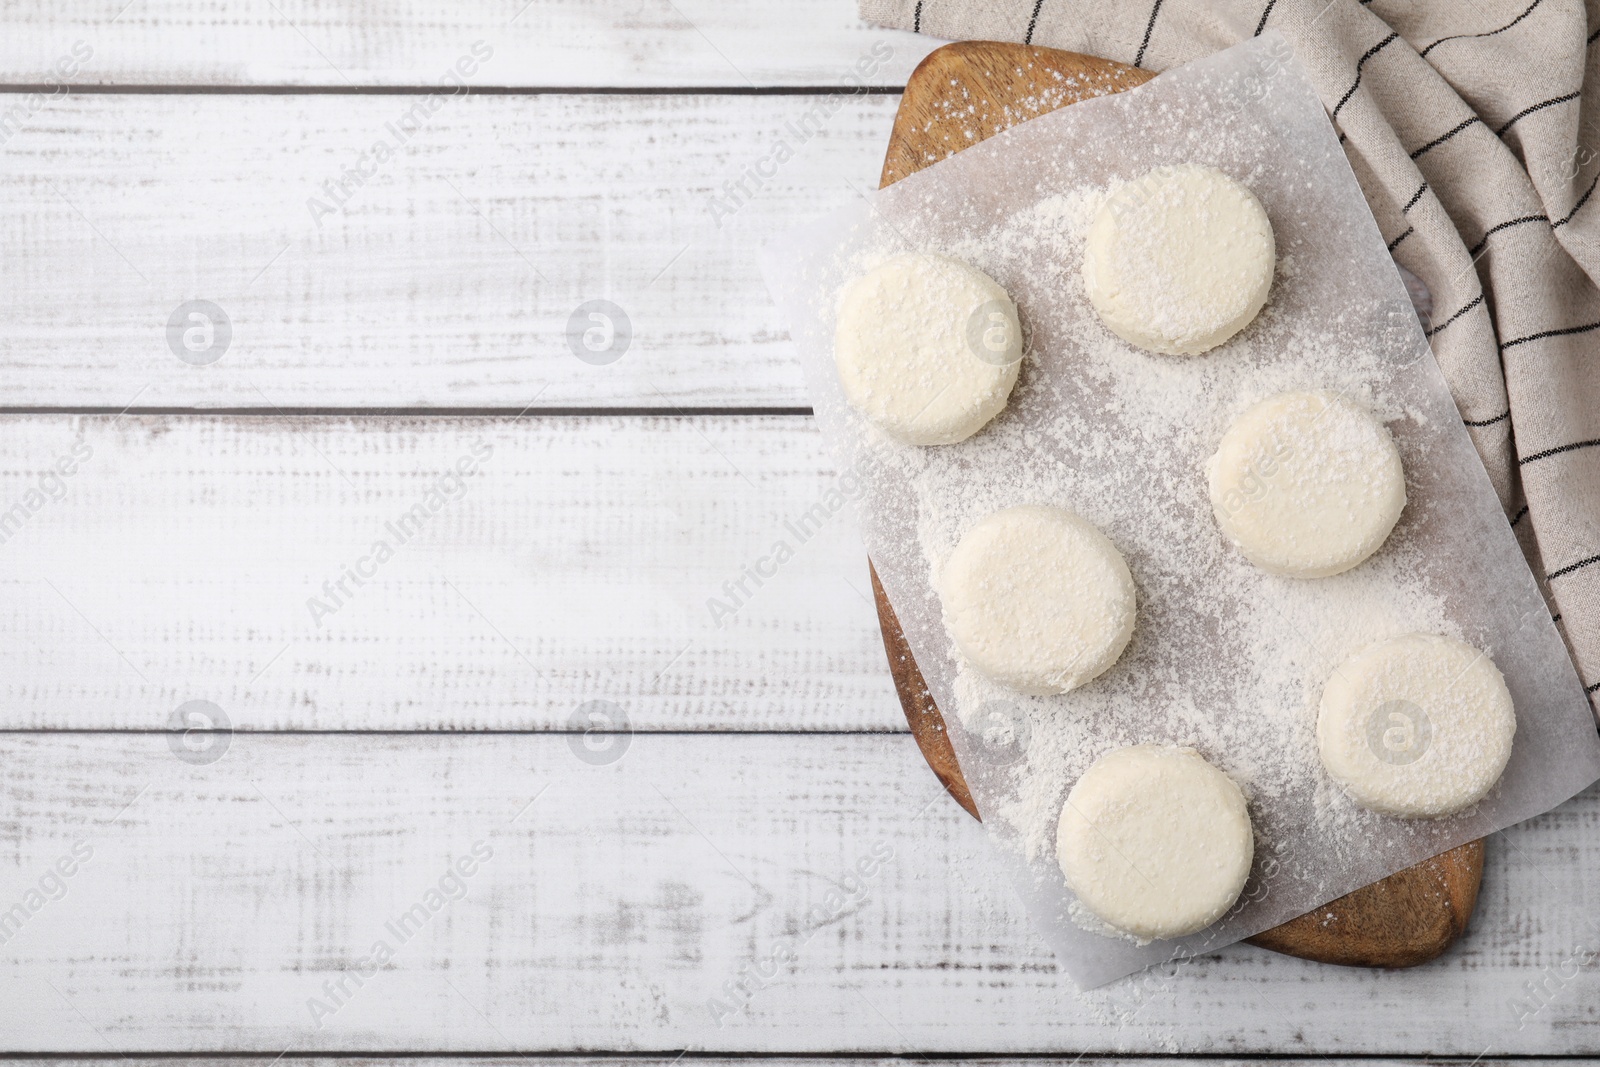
12,1063 -> 1586,1067
0,415 -> 896,731
3,1 -> 1597,1055
11,1063 -> 1577,1067
0,93 -> 896,409
2,733 -> 1599,1054
0,0 -> 938,88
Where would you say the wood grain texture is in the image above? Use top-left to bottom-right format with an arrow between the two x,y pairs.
0,414 -> 905,731
0,93 -> 897,408
869,563 -> 976,818
1247,840 -> 1484,966
873,40 -> 1483,970
879,41 -> 1155,186
0,0 -> 938,88
0,733 -> 1597,1053
4,1063 -> 1590,1067
0,5 -> 1580,1051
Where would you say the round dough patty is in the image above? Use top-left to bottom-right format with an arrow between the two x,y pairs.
1318,633 -> 1515,818
1083,163 -> 1275,355
1057,745 -> 1254,941
1208,391 -> 1406,578
940,505 -> 1136,695
834,253 -> 1022,445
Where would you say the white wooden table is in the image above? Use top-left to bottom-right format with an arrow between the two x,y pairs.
0,1 -> 1597,1058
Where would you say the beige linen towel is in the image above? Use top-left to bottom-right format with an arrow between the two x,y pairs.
862,0 -> 1600,715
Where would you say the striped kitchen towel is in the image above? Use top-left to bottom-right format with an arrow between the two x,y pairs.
861,0 -> 1600,716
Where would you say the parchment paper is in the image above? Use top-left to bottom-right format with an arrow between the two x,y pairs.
760,34 -> 1600,988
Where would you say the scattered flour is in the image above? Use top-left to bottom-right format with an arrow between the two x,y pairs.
759,35 -> 1594,985
1069,897 -> 1151,945
851,180 -> 1460,936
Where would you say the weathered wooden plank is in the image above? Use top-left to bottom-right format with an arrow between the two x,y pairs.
0,1061 -> 1585,1067
0,733 -> 1597,1053
0,0 -> 937,88
0,414 -> 900,731
0,92 -> 894,408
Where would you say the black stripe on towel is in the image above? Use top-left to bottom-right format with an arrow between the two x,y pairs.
1420,0 -> 1544,57
1254,0 -> 1278,36
1024,0 -> 1045,44
1410,116 -> 1485,159
1424,294 -> 1485,338
1501,319 -> 1600,351
1521,437 -> 1600,466
1554,174 -> 1599,228
1332,33 -> 1399,120
1467,214 -> 1549,257
1494,90 -> 1581,136
1134,0 -> 1164,67
1547,552 -> 1600,581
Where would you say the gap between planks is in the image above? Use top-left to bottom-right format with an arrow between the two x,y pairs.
0,408 -> 816,418
0,414 -> 895,732
0,0 -> 937,89
0,732 -> 1597,1054
0,86 -> 909,96
0,1059 -> 1587,1064
0,93 -> 897,408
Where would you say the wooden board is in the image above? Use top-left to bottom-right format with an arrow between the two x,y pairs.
872,40 -> 1484,969
0,0 -> 938,88
1,731 -> 1599,1053
0,93 -> 899,409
